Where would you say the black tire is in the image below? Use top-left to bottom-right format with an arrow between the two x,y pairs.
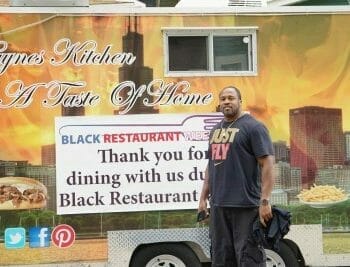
129,243 -> 201,267
282,239 -> 305,267
265,241 -> 299,267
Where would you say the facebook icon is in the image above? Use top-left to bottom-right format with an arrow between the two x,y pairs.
29,227 -> 50,248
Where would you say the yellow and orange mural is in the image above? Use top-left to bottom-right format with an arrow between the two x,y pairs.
0,14 -> 349,165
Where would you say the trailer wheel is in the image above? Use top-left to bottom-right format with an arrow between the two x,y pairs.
282,239 -> 305,267
130,243 -> 201,267
265,241 -> 299,267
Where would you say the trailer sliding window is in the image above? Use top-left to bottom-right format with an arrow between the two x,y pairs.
162,27 -> 258,77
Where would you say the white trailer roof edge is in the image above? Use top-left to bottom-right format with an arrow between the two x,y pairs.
0,6 -> 350,15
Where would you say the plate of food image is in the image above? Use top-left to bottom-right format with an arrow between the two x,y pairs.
297,184 -> 348,208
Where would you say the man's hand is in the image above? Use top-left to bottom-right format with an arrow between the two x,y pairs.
198,165 -> 210,221
198,198 -> 208,214
197,199 -> 209,222
259,204 -> 273,227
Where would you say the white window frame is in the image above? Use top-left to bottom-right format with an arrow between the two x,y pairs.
162,27 -> 258,77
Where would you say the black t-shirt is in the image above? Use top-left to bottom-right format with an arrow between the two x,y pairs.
208,114 -> 274,207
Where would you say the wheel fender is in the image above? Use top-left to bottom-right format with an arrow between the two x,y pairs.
129,242 -> 201,267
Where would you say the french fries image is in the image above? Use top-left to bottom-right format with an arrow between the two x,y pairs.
297,184 -> 347,203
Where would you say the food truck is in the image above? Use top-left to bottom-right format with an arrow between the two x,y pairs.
0,1 -> 349,266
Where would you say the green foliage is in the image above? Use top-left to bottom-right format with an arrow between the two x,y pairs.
0,202 -> 349,237
278,200 -> 350,227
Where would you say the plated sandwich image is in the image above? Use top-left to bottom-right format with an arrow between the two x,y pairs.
0,177 -> 48,210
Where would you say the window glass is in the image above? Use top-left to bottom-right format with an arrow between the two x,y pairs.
213,36 -> 250,71
168,36 -> 208,71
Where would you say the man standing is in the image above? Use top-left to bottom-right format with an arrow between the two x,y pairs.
198,86 -> 275,266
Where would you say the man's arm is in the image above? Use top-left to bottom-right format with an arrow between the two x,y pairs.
258,155 -> 275,227
198,165 -> 210,214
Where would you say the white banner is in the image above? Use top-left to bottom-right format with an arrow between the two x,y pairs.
55,113 -> 222,214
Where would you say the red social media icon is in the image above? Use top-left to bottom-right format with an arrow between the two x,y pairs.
51,224 -> 76,248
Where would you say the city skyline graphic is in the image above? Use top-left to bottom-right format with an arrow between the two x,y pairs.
2,103 -> 350,211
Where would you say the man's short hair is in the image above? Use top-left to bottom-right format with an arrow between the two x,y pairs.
220,86 -> 242,100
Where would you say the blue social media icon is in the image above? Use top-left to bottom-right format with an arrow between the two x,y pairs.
29,227 -> 50,248
4,227 -> 26,249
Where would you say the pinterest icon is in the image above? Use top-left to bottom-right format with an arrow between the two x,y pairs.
51,224 -> 76,248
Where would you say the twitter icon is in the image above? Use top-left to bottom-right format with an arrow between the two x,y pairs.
5,227 -> 26,249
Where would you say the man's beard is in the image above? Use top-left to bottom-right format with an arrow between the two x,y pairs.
222,106 -> 239,119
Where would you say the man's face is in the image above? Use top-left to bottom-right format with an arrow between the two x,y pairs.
219,88 -> 242,119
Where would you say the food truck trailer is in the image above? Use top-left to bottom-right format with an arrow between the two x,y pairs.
0,0 -> 349,266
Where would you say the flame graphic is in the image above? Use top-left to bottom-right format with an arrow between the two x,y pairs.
0,14 -> 349,164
